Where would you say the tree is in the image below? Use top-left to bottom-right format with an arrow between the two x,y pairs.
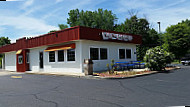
58,24 -> 68,30
163,21 -> 190,60
144,46 -> 174,71
48,30 -> 57,33
67,8 -> 117,30
114,15 -> 160,60
48,24 -> 68,33
0,37 -> 11,46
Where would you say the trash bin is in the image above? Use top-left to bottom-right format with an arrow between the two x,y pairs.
84,59 -> 93,75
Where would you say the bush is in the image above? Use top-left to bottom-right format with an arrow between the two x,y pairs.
144,46 -> 174,71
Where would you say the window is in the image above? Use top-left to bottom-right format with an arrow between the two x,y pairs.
26,52 -> 29,63
18,55 -> 23,64
58,50 -> 64,62
49,51 -> 55,62
90,48 -> 99,60
100,48 -> 107,60
126,49 -> 132,59
67,49 -> 75,61
119,49 -> 125,59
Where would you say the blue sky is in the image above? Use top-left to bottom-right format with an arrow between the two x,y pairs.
0,0 -> 190,42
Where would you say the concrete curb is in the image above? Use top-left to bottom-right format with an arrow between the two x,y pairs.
1,66 -> 180,79
25,72 -> 85,78
94,71 -> 158,79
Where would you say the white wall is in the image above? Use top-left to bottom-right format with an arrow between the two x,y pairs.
29,42 -> 82,73
81,40 -> 137,72
3,40 -> 137,73
5,51 -> 16,71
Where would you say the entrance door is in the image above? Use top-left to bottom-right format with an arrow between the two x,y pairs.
39,52 -> 43,69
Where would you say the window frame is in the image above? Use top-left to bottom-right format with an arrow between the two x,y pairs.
126,48 -> 132,59
90,47 -> 99,60
66,49 -> 76,62
89,46 -> 108,61
49,51 -> 55,62
57,50 -> 65,62
100,48 -> 108,60
118,48 -> 126,59
118,48 -> 133,59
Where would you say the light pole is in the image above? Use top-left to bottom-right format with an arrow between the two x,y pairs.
157,22 -> 161,33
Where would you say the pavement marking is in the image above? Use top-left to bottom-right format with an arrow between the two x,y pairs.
11,76 -> 22,79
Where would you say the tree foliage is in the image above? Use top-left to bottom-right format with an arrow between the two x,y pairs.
67,8 -> 117,30
48,24 -> 68,33
0,37 -> 11,46
58,24 -> 68,30
144,46 -> 174,71
163,20 -> 190,60
114,15 -> 161,60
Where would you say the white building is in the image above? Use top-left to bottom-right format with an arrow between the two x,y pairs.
0,26 -> 142,75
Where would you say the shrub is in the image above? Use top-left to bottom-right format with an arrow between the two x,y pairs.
144,46 -> 174,71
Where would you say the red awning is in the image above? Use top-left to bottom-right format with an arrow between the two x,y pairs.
44,43 -> 75,52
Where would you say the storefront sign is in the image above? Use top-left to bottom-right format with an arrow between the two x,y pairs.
101,32 -> 133,41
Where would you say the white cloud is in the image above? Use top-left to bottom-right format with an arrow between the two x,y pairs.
55,0 -> 63,3
0,15 -> 58,32
42,0 -> 106,19
22,0 -> 34,9
116,0 -> 190,32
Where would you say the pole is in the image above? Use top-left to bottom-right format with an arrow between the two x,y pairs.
157,22 -> 161,33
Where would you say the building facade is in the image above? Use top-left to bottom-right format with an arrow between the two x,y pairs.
0,26 -> 142,74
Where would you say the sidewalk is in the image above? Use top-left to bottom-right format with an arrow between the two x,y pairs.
25,71 -> 85,77
0,69 -> 23,76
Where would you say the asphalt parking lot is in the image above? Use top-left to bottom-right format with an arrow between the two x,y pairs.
0,66 -> 190,107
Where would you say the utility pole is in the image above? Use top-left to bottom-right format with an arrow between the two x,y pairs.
157,22 -> 161,33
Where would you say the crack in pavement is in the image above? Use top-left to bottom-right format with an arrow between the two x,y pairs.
137,85 -> 188,100
117,80 -> 134,93
68,95 -> 125,107
89,98 -> 125,107
32,94 -> 58,107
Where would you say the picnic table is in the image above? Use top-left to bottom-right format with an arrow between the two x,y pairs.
114,61 -> 145,70
131,61 -> 145,69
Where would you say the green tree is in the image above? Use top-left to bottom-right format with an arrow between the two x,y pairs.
58,24 -> 68,30
67,8 -> 117,30
48,30 -> 57,33
114,15 -> 160,60
48,24 -> 68,33
144,46 -> 174,71
0,37 -> 11,46
163,21 -> 190,60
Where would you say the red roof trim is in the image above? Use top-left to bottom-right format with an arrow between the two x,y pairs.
0,26 -> 142,53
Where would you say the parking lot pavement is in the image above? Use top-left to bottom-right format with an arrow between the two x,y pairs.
0,66 -> 189,107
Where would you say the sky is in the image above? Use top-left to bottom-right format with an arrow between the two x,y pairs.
0,0 -> 190,43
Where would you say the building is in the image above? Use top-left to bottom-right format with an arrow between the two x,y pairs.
0,26 -> 142,75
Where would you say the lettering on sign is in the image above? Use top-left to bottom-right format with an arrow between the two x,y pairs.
101,32 -> 133,41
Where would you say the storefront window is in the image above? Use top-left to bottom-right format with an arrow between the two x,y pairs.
18,55 -> 23,64
119,49 -> 125,59
100,48 -> 107,60
126,49 -> 132,59
90,48 -> 99,60
49,51 -> 55,62
67,49 -> 75,61
58,50 -> 64,62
